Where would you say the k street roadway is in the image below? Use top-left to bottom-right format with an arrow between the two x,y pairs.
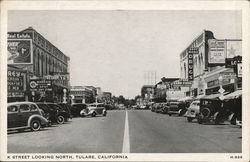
8,109 -> 241,153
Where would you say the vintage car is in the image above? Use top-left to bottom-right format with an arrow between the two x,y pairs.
197,93 -> 232,124
80,103 -> 107,117
223,90 -> 242,126
8,102 -> 48,131
167,100 -> 181,116
161,103 -> 170,114
46,103 -> 70,124
185,100 -> 200,122
155,103 -> 163,113
70,103 -> 87,117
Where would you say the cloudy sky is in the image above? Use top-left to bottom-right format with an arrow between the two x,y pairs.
8,10 -> 241,98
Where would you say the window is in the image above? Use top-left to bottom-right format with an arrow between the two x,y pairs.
30,104 -> 38,111
20,104 -> 30,112
8,106 -> 18,113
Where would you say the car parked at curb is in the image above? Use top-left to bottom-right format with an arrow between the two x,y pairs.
46,103 -> 70,124
185,100 -> 200,122
8,102 -> 48,131
167,101 -> 181,116
70,103 -> 87,117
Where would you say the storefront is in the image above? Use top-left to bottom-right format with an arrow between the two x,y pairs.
7,66 -> 29,102
204,67 -> 238,95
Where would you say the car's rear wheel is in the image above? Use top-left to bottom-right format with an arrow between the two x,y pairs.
30,119 -> 41,131
103,111 -> 107,116
57,115 -> 65,124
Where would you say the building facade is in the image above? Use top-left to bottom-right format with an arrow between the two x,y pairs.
179,30 -> 242,97
8,27 -> 70,102
70,86 -> 96,104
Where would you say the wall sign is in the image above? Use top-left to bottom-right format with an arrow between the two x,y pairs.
188,52 -> 194,81
208,39 -> 226,64
7,69 -> 27,97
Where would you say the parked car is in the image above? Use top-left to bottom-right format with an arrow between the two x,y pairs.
161,103 -> 170,114
70,103 -> 87,117
36,102 -> 60,124
185,100 -> 200,122
57,103 -> 73,120
197,93 -> 232,124
223,90 -> 242,126
155,103 -> 163,113
167,101 -> 181,116
80,103 -> 107,117
46,103 -> 70,124
8,102 -> 48,131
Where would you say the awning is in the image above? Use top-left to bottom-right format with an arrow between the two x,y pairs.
194,95 -> 206,99
200,92 -> 230,100
178,96 -> 193,102
224,90 -> 242,100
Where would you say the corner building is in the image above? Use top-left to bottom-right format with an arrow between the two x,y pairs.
8,27 -> 70,102
180,30 -> 242,97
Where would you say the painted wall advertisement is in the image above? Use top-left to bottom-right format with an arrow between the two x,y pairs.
8,69 -> 27,97
7,39 -> 33,64
208,39 -> 226,64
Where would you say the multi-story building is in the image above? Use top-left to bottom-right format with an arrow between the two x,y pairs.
70,86 -> 96,103
8,27 -> 70,102
179,30 -> 242,97
153,77 -> 179,102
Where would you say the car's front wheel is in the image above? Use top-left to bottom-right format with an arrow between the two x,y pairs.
30,119 -> 41,131
57,115 -> 65,124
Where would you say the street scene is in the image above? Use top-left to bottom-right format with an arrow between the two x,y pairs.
8,110 -> 241,153
6,10 -> 242,154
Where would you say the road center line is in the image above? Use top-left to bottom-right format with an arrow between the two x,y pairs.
122,110 -> 130,153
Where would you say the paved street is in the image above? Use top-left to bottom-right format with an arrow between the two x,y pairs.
8,110 -> 241,153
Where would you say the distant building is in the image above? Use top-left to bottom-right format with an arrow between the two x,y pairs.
153,77 -> 179,102
70,86 -> 96,103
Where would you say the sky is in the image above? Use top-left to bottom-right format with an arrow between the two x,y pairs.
8,10 -> 241,98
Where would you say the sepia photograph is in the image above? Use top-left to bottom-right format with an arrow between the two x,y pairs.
1,0 -> 249,161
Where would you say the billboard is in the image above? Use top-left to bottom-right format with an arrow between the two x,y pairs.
226,40 -> 242,58
7,39 -> 33,64
7,69 -> 27,97
208,39 -> 226,64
